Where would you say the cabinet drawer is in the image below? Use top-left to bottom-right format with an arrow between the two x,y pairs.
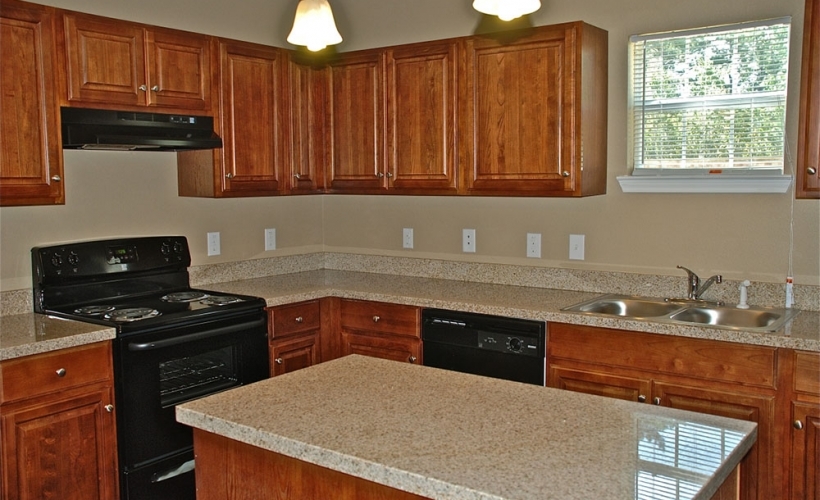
794,351 -> 820,396
548,323 -> 777,389
340,300 -> 419,338
269,301 -> 321,339
1,342 -> 112,404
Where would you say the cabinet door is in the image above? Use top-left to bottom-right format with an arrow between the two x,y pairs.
270,333 -> 320,377
386,40 -> 458,193
289,60 -> 327,193
145,28 -> 211,111
461,25 -> 572,195
327,50 -> 386,192
63,12 -> 146,106
791,402 -> 820,500
797,0 -> 820,198
0,387 -> 118,500
654,381 -> 776,500
0,0 -> 64,206
548,365 -> 651,403
340,331 -> 420,364
218,40 -> 285,195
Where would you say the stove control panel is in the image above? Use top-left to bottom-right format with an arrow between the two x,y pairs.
106,244 -> 139,264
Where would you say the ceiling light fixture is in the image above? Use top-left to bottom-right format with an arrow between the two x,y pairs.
472,0 -> 541,21
287,0 -> 343,52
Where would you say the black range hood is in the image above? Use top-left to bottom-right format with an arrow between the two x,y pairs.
61,107 -> 222,151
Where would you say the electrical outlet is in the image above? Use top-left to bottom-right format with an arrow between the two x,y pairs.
569,234 -> 585,260
207,232 -> 221,256
462,229 -> 476,253
527,233 -> 541,258
403,228 -> 414,249
265,228 -> 276,251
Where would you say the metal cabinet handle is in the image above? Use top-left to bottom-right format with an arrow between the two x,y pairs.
151,85 -> 159,92
295,316 -> 304,323
372,315 -> 380,323
139,84 -> 147,91
386,172 -> 393,178
56,368 -> 66,377
637,395 -> 646,403
275,358 -> 283,364
408,356 -> 417,363
794,420 -> 804,430
377,173 -> 384,178
225,173 -> 234,179
653,397 -> 661,405
105,404 -> 114,413
561,171 -> 570,177
294,173 -> 302,180
51,175 -> 61,182
809,167 -> 818,175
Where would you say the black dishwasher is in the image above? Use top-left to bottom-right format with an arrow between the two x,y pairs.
421,309 -> 546,386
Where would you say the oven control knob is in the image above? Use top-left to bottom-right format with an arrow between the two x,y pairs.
161,242 -> 171,255
68,252 -> 79,266
51,252 -> 63,267
173,241 -> 184,254
508,337 -> 522,352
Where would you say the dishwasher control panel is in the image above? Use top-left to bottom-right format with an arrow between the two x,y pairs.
478,331 -> 540,356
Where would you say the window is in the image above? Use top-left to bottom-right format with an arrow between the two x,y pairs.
620,18 -> 793,193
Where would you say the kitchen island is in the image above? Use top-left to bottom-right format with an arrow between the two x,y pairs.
176,355 -> 757,500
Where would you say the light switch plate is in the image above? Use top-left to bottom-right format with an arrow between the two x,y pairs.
569,234 -> 585,260
265,228 -> 276,251
527,233 -> 541,258
403,228 -> 414,249
207,232 -> 221,256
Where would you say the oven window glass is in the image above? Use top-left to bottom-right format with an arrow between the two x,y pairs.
159,346 -> 239,407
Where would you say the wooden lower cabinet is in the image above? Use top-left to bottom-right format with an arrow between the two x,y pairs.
788,350 -> 820,499
338,299 -> 421,365
270,333 -> 320,377
547,323 -> 778,500
267,300 -> 323,376
0,342 -> 118,500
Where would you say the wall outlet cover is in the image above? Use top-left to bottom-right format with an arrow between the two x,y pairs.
403,228 -> 414,249
462,229 -> 476,253
569,234 -> 585,260
265,228 -> 276,251
207,232 -> 221,256
527,233 -> 542,258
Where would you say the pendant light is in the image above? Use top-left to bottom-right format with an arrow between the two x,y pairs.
472,0 -> 541,21
287,0 -> 343,52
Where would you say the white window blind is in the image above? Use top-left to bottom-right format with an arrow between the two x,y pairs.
629,18 -> 791,175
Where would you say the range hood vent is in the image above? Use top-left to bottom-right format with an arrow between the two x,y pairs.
61,107 -> 222,151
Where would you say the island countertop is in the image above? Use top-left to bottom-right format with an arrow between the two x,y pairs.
176,355 -> 757,500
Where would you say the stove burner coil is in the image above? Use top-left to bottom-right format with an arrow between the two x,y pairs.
199,296 -> 244,306
74,305 -> 116,316
161,291 -> 210,303
105,307 -> 161,322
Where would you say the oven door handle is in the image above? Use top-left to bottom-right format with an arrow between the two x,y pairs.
127,318 -> 266,351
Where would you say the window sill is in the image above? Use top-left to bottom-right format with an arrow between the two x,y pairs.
616,174 -> 793,193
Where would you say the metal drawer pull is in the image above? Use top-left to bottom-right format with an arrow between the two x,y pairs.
295,316 -> 304,323
139,84 -> 147,91
408,356 -> 417,363
794,420 -> 804,430
275,358 -> 283,364
105,404 -> 114,413
56,368 -> 66,377
151,85 -> 159,92
225,173 -> 235,179
637,395 -> 646,403
372,315 -> 380,322
562,171 -> 570,177
653,397 -> 661,405
808,167 -> 817,175
51,175 -> 61,182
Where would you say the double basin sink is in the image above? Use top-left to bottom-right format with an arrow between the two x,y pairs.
562,294 -> 800,333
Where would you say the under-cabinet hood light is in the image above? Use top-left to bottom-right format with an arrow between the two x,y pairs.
287,0 -> 343,52
472,0 -> 541,21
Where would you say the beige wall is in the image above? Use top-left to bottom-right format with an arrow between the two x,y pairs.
1,0 -> 818,292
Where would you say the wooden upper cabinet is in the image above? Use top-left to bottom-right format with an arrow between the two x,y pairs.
62,12 -> 211,111
386,40 -> 459,194
289,59 -> 327,194
797,0 -> 820,199
0,0 -> 64,206
178,39 -> 287,197
460,22 -> 608,196
326,50 -> 387,192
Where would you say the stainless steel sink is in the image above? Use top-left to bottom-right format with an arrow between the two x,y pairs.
562,294 -> 800,333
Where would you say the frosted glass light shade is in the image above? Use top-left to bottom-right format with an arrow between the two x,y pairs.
472,0 -> 541,21
287,0 -> 343,52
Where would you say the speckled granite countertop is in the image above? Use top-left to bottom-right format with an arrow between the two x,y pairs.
0,313 -> 115,361
205,269 -> 820,351
177,355 -> 757,500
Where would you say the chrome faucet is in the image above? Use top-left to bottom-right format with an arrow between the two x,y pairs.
676,265 -> 723,300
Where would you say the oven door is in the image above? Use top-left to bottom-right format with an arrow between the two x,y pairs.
113,310 -> 268,499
